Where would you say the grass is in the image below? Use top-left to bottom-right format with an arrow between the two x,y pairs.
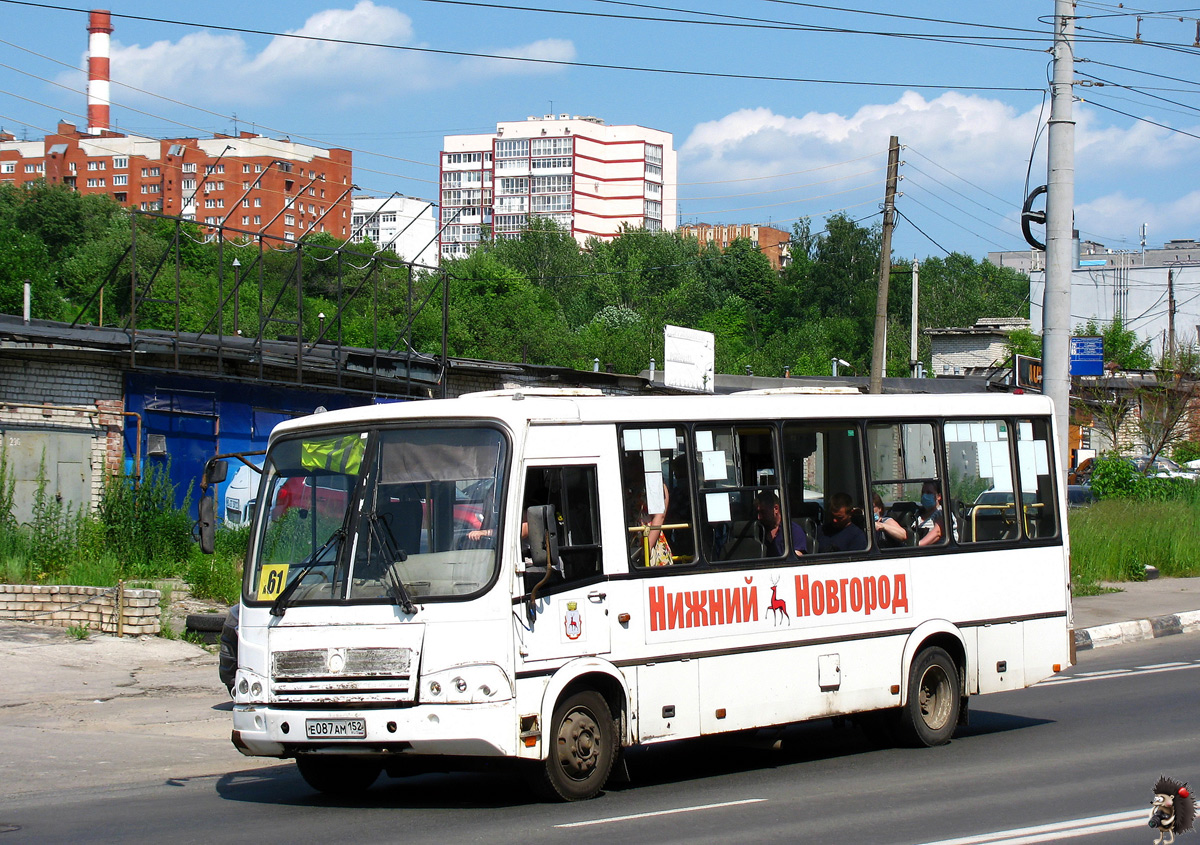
1069,498 -> 1200,594
66,623 -> 90,640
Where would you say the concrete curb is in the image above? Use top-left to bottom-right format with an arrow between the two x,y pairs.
1074,609 -> 1200,651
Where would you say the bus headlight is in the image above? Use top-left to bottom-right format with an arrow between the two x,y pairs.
421,664 -> 513,704
234,668 -> 269,705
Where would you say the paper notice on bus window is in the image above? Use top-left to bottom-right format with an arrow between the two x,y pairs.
658,428 -> 675,450
702,450 -> 727,481
257,563 -> 289,602
970,423 -> 985,443
1017,441 -> 1038,492
706,492 -> 731,522
642,450 -> 660,472
984,422 -> 999,442
645,472 -> 666,513
696,430 -> 714,452
990,441 -> 1013,489
623,429 -> 642,450
1019,421 -> 1034,441
1035,439 -> 1049,474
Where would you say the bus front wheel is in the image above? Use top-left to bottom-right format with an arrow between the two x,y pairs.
295,755 -> 381,795
898,647 -> 960,747
537,690 -> 616,801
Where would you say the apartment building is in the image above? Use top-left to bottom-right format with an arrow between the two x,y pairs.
0,122 -> 354,242
439,114 -> 676,259
678,223 -> 792,271
351,195 -> 438,267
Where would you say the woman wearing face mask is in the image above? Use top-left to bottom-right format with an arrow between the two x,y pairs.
871,493 -> 908,547
916,481 -> 945,546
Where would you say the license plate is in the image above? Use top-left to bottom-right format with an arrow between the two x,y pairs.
305,718 -> 367,739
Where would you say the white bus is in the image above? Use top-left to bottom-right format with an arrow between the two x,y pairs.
211,389 -> 1072,801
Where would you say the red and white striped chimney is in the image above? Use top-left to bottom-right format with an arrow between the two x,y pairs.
86,9 -> 114,135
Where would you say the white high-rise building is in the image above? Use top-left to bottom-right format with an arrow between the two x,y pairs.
439,115 -> 676,259
351,195 -> 438,268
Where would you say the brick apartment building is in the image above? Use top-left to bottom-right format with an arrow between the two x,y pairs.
0,123 -> 354,242
677,223 -> 792,271
439,114 -> 676,258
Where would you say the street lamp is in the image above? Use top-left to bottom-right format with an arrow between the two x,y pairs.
231,258 -> 241,335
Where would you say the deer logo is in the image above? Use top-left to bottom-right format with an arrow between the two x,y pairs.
768,576 -> 790,626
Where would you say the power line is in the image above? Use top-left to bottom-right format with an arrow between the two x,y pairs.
0,0 -> 1046,92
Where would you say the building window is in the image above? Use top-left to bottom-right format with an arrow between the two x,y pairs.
206,164 -> 225,174
205,181 -> 224,192
531,175 -> 571,193
180,178 -> 194,190
241,199 -> 249,208
498,177 -> 528,195
1,163 -> 14,174
285,214 -> 295,226
381,213 -> 396,223
495,139 -> 529,158
644,199 -> 662,219
645,181 -> 661,196
255,164 -> 263,173
25,163 -> 38,173
142,184 -> 161,194
442,189 -> 463,206
443,152 -> 483,165
87,160 -> 105,170
114,157 -> 128,169
242,216 -> 250,225
532,156 -> 571,170
531,194 -> 571,212
205,198 -> 217,208
532,137 -> 573,157
141,167 -> 160,177
254,197 -> 261,207
254,215 -> 262,224
285,232 -> 295,241
645,144 -> 663,166
442,171 -> 463,187
85,178 -> 105,187
243,164 -> 252,173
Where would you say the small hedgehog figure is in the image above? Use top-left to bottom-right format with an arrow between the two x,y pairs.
1150,776 -> 1195,845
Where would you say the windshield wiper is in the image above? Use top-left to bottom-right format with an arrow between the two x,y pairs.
367,511 -> 418,615
270,527 -> 345,618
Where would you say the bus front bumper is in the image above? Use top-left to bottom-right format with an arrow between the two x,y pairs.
231,700 -> 518,759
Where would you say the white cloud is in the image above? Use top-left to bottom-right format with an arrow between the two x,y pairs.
99,2 -> 574,109
680,93 -> 1200,248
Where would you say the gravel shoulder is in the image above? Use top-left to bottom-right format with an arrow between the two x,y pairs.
0,619 -> 266,802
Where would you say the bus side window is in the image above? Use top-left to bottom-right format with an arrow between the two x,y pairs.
523,465 -> 602,584
1015,418 -> 1058,540
695,425 -> 782,562
620,426 -> 694,568
944,419 -> 1018,544
783,423 -> 867,556
867,422 -> 947,548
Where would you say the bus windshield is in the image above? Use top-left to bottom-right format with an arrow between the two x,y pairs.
248,426 -> 508,607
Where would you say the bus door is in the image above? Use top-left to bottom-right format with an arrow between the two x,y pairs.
517,460 -> 611,663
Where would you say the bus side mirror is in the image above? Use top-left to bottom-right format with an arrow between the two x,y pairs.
526,504 -> 562,571
197,496 -> 217,554
204,459 -> 228,486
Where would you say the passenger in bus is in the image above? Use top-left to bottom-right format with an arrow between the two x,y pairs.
623,454 -> 672,566
754,489 -> 806,557
916,481 -> 947,546
817,492 -> 868,552
872,493 -> 909,547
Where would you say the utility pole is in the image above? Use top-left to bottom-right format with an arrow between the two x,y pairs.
1167,266 -> 1176,360
1044,0 -> 1075,474
910,257 -> 920,377
870,135 -> 901,394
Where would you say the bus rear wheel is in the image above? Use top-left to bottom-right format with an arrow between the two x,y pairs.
295,755 -> 381,796
536,690 -> 616,801
899,647 -> 960,747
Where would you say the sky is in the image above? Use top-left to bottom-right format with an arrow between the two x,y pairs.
1,0 -> 1199,262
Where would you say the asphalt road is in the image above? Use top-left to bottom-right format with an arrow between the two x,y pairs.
2,634 -> 1196,844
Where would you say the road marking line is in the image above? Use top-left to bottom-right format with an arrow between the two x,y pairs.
1137,662 -> 1189,669
912,809 -> 1145,845
1040,663 -> 1199,686
554,798 -> 767,828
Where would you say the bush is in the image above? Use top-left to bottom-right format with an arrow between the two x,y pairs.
1172,441 -> 1200,465
1089,453 -> 1141,500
